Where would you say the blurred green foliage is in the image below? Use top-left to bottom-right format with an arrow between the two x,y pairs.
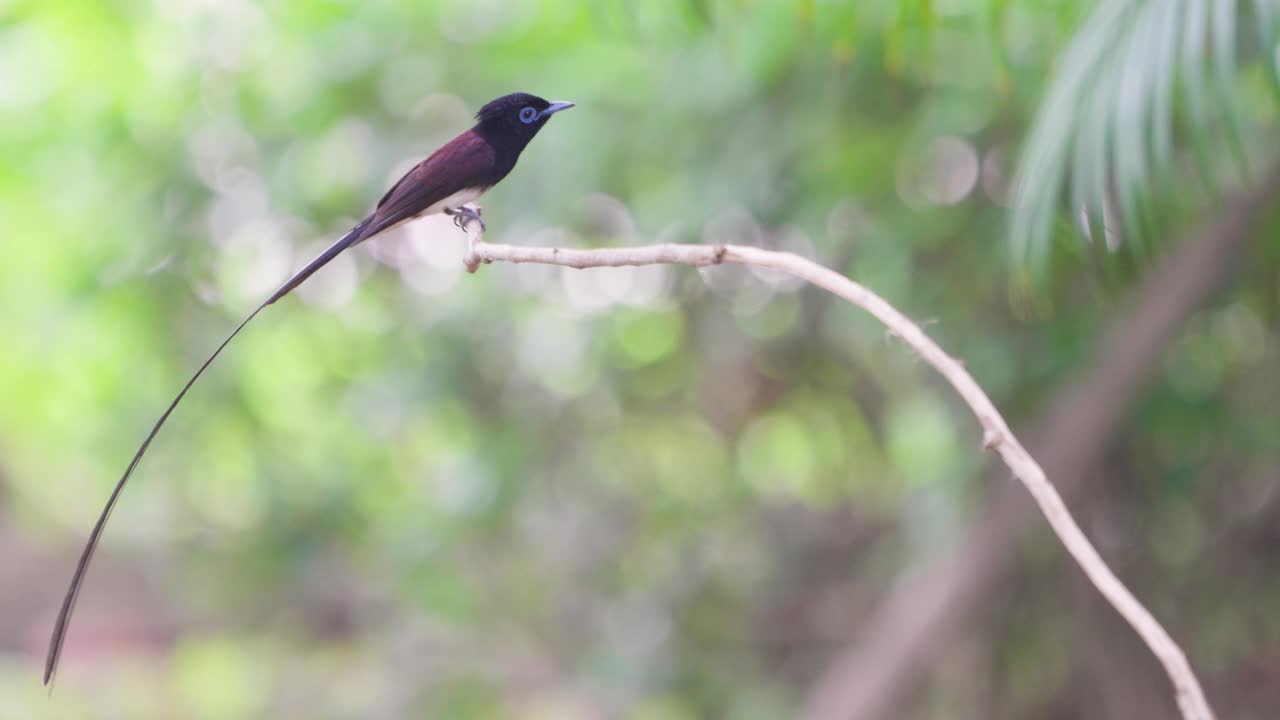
1,0 -> 1278,718
1011,0 -> 1280,274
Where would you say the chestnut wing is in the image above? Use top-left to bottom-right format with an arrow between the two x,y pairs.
356,129 -> 497,242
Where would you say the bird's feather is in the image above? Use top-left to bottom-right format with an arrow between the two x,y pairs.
45,92 -> 566,687
357,129 -> 498,242
265,130 -> 498,306
42,136 -> 501,686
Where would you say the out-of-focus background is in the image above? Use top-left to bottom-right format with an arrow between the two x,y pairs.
2,1 -> 1278,718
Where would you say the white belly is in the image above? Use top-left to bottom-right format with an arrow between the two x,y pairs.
376,187 -> 485,237
422,187 -> 484,217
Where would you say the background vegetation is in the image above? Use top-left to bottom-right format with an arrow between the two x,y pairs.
1,0 -> 1277,717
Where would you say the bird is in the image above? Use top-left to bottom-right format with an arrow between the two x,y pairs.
44,92 -> 574,686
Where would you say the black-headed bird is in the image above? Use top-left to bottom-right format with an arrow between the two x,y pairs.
45,92 -> 574,686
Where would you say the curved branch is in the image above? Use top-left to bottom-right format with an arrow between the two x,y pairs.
802,159 -> 1280,720
460,226 -> 1215,720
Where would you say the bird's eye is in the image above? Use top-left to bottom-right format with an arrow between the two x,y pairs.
518,106 -> 538,124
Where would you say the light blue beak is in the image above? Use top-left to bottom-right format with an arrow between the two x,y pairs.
540,101 -> 575,118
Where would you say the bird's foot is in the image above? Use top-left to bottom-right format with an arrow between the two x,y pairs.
446,205 -> 486,233
448,206 -> 486,272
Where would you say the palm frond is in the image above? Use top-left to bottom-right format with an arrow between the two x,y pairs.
1009,0 -> 1280,274
1255,0 -> 1280,94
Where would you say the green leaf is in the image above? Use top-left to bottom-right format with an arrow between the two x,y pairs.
1212,0 -> 1249,177
1182,0 -> 1216,191
1253,0 -> 1280,98
1011,0 -> 1279,271
1112,0 -> 1160,252
1010,0 -> 1128,269
1149,0 -> 1184,177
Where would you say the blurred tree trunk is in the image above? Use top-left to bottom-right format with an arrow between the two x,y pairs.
802,161 -> 1280,720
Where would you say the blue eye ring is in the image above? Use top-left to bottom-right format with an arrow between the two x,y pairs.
518,106 -> 538,124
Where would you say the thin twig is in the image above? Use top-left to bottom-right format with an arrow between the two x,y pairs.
460,221 -> 1214,720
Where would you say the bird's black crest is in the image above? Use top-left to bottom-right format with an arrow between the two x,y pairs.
476,92 -> 550,123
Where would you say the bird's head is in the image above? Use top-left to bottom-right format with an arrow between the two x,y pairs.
474,92 -> 574,142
